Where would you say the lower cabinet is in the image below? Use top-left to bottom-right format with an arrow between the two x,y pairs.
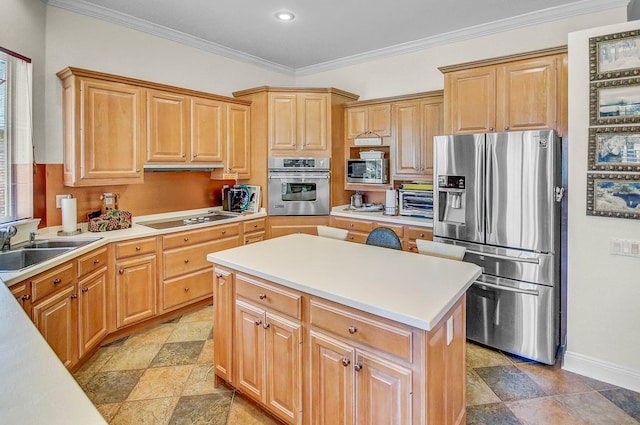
213,268 -> 234,382
330,216 -> 432,250
268,216 -> 329,239
78,266 -> 108,357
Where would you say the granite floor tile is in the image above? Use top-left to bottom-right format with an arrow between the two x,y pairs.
466,342 -> 512,368
227,394 -> 282,425
198,339 -> 214,364
180,305 -> 213,323
517,362 -> 593,395
101,343 -> 163,371
599,387 -> 640,421
554,391 -> 639,425
95,402 -> 121,422
161,315 -> 182,324
83,369 -> 145,404
166,321 -> 213,343
580,374 -> 619,391
150,340 -> 205,367
128,365 -> 194,401
168,392 -> 233,425
466,402 -> 522,425
182,363 -> 220,396
475,365 -> 547,402
74,345 -> 119,376
125,324 -> 176,346
110,397 -> 179,425
467,368 -> 501,406
506,397 -> 583,425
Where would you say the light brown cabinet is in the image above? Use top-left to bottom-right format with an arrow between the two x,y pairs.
346,104 -> 392,139
243,217 -> 267,244
146,90 -> 190,163
330,216 -> 432,250
213,267 -> 234,383
57,69 -> 145,186
77,247 -> 109,358
441,48 -> 567,135
10,282 -> 31,316
114,237 -> 158,329
268,216 -> 329,239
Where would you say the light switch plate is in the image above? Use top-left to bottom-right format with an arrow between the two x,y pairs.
55,194 -> 70,208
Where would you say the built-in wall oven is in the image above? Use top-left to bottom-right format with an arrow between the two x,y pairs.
268,157 -> 330,216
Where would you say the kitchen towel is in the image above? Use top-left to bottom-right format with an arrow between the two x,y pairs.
61,197 -> 78,233
385,188 -> 397,215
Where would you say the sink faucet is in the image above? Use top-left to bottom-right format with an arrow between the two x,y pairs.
0,225 -> 18,251
29,231 -> 39,243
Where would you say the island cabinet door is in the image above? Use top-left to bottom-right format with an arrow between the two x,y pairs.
354,351 -> 412,425
310,331 -> 355,425
213,268 -> 234,383
235,299 -> 266,401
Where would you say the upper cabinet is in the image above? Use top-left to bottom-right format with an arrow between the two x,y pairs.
57,67 -> 252,186
269,92 -> 329,153
345,104 -> 392,139
440,47 -> 567,136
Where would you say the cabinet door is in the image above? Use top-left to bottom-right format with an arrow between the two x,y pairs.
191,97 -> 225,163
146,90 -> 189,162
298,93 -> 329,152
421,98 -> 444,177
310,331 -> 355,425
78,267 -> 108,357
265,312 -> 302,424
33,285 -> 78,369
214,268 -> 234,382
346,107 -> 368,140
269,93 -> 298,151
227,103 -> 251,178
355,351 -> 412,425
445,66 -> 496,134
368,104 -> 392,137
235,300 -> 265,401
79,78 -> 144,183
10,282 -> 31,316
498,56 -> 557,132
115,254 -> 157,329
393,100 -> 421,176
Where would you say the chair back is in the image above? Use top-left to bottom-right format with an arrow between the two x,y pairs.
416,239 -> 466,260
317,225 -> 348,241
365,227 -> 403,250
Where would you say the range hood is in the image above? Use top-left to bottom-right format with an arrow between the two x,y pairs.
143,163 -> 224,172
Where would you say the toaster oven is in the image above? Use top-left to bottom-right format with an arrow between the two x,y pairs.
399,189 -> 433,218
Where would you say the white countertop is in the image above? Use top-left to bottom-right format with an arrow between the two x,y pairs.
0,208 -> 265,425
207,233 -> 480,330
331,205 -> 433,227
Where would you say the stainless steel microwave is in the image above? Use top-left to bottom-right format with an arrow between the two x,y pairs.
346,159 -> 389,184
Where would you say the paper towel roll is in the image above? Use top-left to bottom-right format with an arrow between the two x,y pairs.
385,189 -> 397,215
61,197 -> 77,233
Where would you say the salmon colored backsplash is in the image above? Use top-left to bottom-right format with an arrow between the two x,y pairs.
36,164 -> 235,228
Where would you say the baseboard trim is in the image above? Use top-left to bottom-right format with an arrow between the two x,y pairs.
563,351 -> 640,392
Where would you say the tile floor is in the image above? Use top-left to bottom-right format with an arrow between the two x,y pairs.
74,305 -> 640,425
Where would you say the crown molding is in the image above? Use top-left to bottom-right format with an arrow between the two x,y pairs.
44,0 -> 628,77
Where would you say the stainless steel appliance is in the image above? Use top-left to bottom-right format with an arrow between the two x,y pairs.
433,130 -> 564,365
268,157 -> 330,216
346,158 -> 389,184
398,189 -> 433,218
138,210 -> 241,229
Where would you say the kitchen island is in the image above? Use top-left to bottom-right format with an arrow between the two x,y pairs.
207,233 -> 481,425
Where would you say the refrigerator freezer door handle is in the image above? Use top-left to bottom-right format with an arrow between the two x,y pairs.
474,280 -> 540,296
485,139 -> 493,237
476,141 -> 484,235
466,249 -> 540,264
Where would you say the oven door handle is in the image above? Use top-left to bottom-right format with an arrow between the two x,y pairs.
466,249 -> 540,264
473,280 -> 539,296
268,174 -> 329,180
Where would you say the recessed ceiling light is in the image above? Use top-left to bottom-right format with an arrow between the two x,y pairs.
274,11 -> 295,22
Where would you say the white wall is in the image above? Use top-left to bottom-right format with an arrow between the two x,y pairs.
564,20 -> 640,392
43,7 -> 295,164
0,0 -> 46,163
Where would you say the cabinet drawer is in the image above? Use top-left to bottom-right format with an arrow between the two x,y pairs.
30,262 -> 76,303
244,231 -> 266,245
310,300 -> 412,362
331,217 -> 373,233
346,231 -> 368,244
236,274 -> 301,319
405,241 -> 419,253
405,226 -> 433,241
115,237 -> 157,259
163,269 -> 213,310
163,223 -> 241,250
164,239 -> 228,280
373,221 -> 404,238
243,218 -> 266,233
77,247 -> 108,277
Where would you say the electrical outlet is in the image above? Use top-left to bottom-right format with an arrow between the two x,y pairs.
55,194 -> 70,208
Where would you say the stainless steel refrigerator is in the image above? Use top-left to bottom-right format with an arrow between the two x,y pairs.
433,130 -> 564,365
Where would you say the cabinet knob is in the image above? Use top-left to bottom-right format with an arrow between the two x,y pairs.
259,293 -> 267,300
70,294 -> 78,299
354,362 -> 363,372
184,287 -> 189,292
255,319 -> 262,326
135,246 -> 141,251
263,322 -> 270,329
348,326 -> 357,334
184,259 -> 189,263
253,224 -> 258,228
419,233 -> 424,237
341,358 -> 351,367
53,278 -> 61,285
216,273 -> 223,278
504,126 -> 510,130
349,223 -> 354,227
489,127 -> 494,131
82,287 -> 89,293
119,269 -> 125,274
221,230 -> 227,235
93,258 -> 100,264
184,237 -> 189,242
21,294 -> 30,302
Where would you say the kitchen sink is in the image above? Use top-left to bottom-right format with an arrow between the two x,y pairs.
0,248 -> 75,271
25,238 -> 100,249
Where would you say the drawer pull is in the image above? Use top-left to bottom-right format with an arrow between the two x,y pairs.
419,233 -> 424,237
53,278 -> 61,285
135,246 -> 141,251
259,293 -> 267,300
349,223 -> 354,227
184,287 -> 189,292
255,319 -> 262,326
183,237 -> 189,242
348,326 -> 357,334
221,230 -> 227,235
184,259 -> 189,263
70,294 -> 78,300
263,322 -> 270,329
119,269 -> 125,274
354,362 -> 363,372
341,358 -> 350,367
253,224 -> 258,228
81,287 -> 88,293
93,258 -> 100,264
21,294 -> 30,302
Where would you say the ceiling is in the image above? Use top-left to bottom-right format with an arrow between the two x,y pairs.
45,0 -> 631,74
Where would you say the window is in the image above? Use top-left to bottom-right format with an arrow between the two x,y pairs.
0,49 -> 33,225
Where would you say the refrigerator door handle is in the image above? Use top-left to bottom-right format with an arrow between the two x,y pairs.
474,280 -> 540,296
475,139 -> 484,235
466,249 -> 540,264
485,137 -> 493,237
